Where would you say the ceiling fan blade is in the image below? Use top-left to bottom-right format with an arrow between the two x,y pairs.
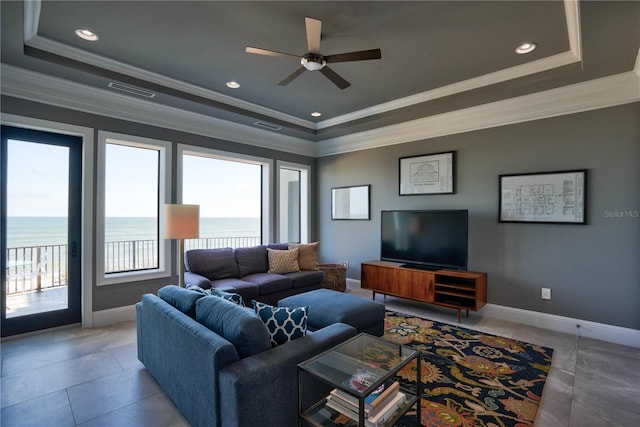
305,17 -> 322,53
325,49 -> 382,63
246,46 -> 299,60
278,66 -> 306,86
320,66 -> 351,90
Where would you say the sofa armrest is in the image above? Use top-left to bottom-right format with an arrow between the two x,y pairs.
137,294 -> 239,427
218,322 -> 357,427
184,271 -> 212,289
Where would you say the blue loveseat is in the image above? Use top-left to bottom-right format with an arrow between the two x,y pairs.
184,244 -> 323,306
136,285 -> 356,427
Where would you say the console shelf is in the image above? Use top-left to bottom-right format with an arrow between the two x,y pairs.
361,261 -> 487,322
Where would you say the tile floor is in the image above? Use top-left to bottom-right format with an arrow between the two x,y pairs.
1,285 -> 639,427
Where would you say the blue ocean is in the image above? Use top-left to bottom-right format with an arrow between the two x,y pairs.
5,217 -> 260,247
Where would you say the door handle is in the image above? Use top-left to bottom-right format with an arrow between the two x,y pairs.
71,241 -> 77,258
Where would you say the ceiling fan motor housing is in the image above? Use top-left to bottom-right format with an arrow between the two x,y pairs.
301,53 -> 326,71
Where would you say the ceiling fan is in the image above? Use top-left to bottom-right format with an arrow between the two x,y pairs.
246,17 -> 382,90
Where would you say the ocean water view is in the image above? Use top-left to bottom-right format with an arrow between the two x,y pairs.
6,216 -> 261,248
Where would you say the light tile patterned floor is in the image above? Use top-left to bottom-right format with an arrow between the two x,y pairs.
1,285 -> 638,427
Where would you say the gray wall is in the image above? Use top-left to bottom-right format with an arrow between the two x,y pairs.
1,96 -> 318,311
317,103 -> 640,329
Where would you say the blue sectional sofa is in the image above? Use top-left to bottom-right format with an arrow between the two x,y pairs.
184,244 -> 323,306
136,285 -> 356,427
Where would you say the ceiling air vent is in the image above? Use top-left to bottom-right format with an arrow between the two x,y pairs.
108,82 -> 156,99
253,121 -> 282,131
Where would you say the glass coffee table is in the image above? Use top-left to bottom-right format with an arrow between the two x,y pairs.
298,333 -> 420,427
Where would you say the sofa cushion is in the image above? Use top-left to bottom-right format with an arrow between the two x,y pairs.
235,245 -> 268,277
243,272 -> 292,295
185,248 -> 239,280
284,270 -> 324,289
267,247 -> 300,274
253,301 -> 308,346
288,242 -> 319,271
158,285 -> 205,318
196,296 -> 271,358
212,278 -> 260,300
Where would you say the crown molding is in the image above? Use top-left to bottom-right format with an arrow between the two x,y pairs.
315,0 -> 583,130
1,64 -> 317,157
3,62 -> 638,159
315,70 -> 640,157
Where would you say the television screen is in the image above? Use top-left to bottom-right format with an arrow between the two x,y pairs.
381,210 -> 468,270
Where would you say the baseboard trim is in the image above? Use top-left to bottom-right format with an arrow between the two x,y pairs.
92,305 -> 136,328
480,303 -> 640,348
89,293 -> 640,349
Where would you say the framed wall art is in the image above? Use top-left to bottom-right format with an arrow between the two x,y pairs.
399,151 -> 455,195
499,169 -> 587,224
331,185 -> 370,220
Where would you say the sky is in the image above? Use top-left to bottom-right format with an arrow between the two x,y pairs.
6,139 -> 261,218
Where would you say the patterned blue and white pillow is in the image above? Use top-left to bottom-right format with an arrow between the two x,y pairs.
210,288 -> 246,307
186,284 -> 245,307
253,301 -> 308,346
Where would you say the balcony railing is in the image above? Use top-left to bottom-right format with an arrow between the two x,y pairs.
5,245 -> 67,295
5,236 -> 261,295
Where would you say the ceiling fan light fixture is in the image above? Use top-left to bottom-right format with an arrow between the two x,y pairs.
75,29 -> 98,41
515,42 -> 537,54
301,54 -> 326,71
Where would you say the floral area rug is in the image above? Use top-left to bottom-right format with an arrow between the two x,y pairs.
370,311 -> 554,427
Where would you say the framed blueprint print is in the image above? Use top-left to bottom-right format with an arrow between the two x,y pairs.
399,151 -> 455,195
499,169 -> 587,224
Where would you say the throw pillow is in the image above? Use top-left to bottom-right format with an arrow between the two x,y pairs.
187,284 -> 246,306
267,247 -> 300,274
209,288 -> 246,307
288,241 -> 319,271
253,301 -> 308,346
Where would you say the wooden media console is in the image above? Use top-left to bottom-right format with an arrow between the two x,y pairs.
361,260 -> 487,322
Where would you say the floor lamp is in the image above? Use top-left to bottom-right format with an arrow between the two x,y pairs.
165,204 -> 199,287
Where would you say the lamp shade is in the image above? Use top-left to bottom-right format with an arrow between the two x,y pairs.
164,204 -> 200,239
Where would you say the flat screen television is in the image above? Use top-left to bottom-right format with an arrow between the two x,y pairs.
381,209 -> 468,271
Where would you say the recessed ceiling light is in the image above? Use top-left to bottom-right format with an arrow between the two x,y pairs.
515,42 -> 537,54
226,81 -> 240,89
75,29 -> 98,41
311,112 -> 322,117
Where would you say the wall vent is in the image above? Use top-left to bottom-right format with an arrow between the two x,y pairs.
253,121 -> 282,131
108,82 -> 156,99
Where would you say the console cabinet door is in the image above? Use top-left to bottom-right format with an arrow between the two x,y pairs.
395,269 -> 434,302
362,263 -> 396,293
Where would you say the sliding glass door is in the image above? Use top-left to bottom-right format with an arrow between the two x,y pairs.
1,125 -> 82,337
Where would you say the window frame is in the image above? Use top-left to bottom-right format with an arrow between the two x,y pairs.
96,131 -> 172,286
277,160 -> 310,243
177,144 -> 273,245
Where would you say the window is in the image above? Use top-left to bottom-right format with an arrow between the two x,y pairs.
278,161 -> 310,243
179,145 -> 271,249
96,132 -> 171,285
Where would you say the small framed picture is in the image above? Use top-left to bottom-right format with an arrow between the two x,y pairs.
331,185 -> 370,220
399,151 -> 455,195
499,169 -> 587,224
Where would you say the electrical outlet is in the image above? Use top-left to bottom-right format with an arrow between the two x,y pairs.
541,288 -> 551,300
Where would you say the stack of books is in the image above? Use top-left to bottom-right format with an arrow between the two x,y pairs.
325,374 -> 406,427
